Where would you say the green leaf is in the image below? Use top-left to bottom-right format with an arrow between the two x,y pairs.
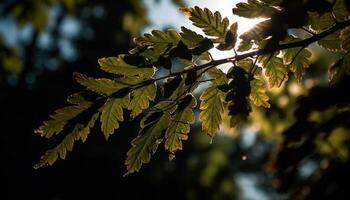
133,29 -> 181,61
129,82 -> 157,118
217,23 -> 238,50
232,0 -> 278,18
207,67 -> 228,85
181,6 -> 229,42
318,31 -> 343,52
333,0 -> 350,20
67,93 -> 92,108
81,113 -> 99,143
259,0 -> 281,5
308,11 -> 334,32
180,26 -> 206,48
98,56 -> 154,77
250,78 -> 270,108
240,20 -> 271,42
74,73 -> 127,95
329,53 -> 350,86
282,36 -> 311,81
199,85 -> 225,138
259,54 -> 288,87
100,97 -> 128,140
237,39 -> 253,52
34,122 -> 96,169
341,27 -> 350,52
35,105 -> 88,138
165,95 -> 196,158
125,112 -> 171,174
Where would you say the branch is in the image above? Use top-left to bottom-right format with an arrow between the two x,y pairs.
49,19 -> 350,145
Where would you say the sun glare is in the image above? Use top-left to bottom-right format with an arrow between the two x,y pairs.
144,0 -> 264,72
185,0 -> 265,72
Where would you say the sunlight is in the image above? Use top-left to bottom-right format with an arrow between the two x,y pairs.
185,0 -> 265,72
143,0 -> 264,72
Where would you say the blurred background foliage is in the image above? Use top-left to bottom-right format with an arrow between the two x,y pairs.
1,0 -> 350,200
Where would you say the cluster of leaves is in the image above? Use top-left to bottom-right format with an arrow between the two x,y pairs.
35,0 -> 350,176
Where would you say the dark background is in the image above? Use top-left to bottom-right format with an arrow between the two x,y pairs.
2,1 -> 350,200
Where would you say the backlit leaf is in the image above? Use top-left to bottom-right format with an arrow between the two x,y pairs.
125,112 -> 171,174
318,31 -> 343,52
341,27 -> 350,52
250,78 -> 270,108
199,85 -> 226,138
98,56 -> 154,77
232,0 -> 278,19
308,11 -> 334,32
333,0 -> 350,20
129,82 -> 157,118
35,106 -> 88,138
165,94 -> 196,157
133,29 -> 181,61
75,73 -> 126,95
259,54 -> 288,87
181,6 -> 229,43
100,97 -> 128,140
282,36 -> 311,81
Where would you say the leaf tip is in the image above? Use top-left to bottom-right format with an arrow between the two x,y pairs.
179,6 -> 192,16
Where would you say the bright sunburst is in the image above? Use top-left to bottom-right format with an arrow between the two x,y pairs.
185,0 -> 265,72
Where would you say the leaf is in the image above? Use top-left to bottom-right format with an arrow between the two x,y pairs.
74,73 -> 127,95
217,23 -> 238,50
237,39 -> 253,52
133,29 -> 181,61
125,112 -> 171,174
329,53 -> 350,86
181,6 -> 229,42
240,20 -> 271,42
34,123 -> 91,169
35,106 -> 87,138
81,113 -> 99,143
318,31 -> 343,52
259,0 -> 281,5
129,82 -> 157,118
259,54 -> 288,87
308,11 -> 334,32
180,26 -> 205,48
250,78 -> 270,108
232,0 -> 278,18
282,36 -> 311,81
100,97 -> 127,140
98,56 -> 154,77
333,0 -> 350,20
67,93 -> 92,108
199,85 -> 225,138
134,29 -> 180,47
165,94 -> 196,157
207,67 -> 228,85
341,27 -> 350,52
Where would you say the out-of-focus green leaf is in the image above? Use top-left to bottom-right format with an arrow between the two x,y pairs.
318,31 -> 343,52
333,0 -> 350,20
308,11 -> 334,32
